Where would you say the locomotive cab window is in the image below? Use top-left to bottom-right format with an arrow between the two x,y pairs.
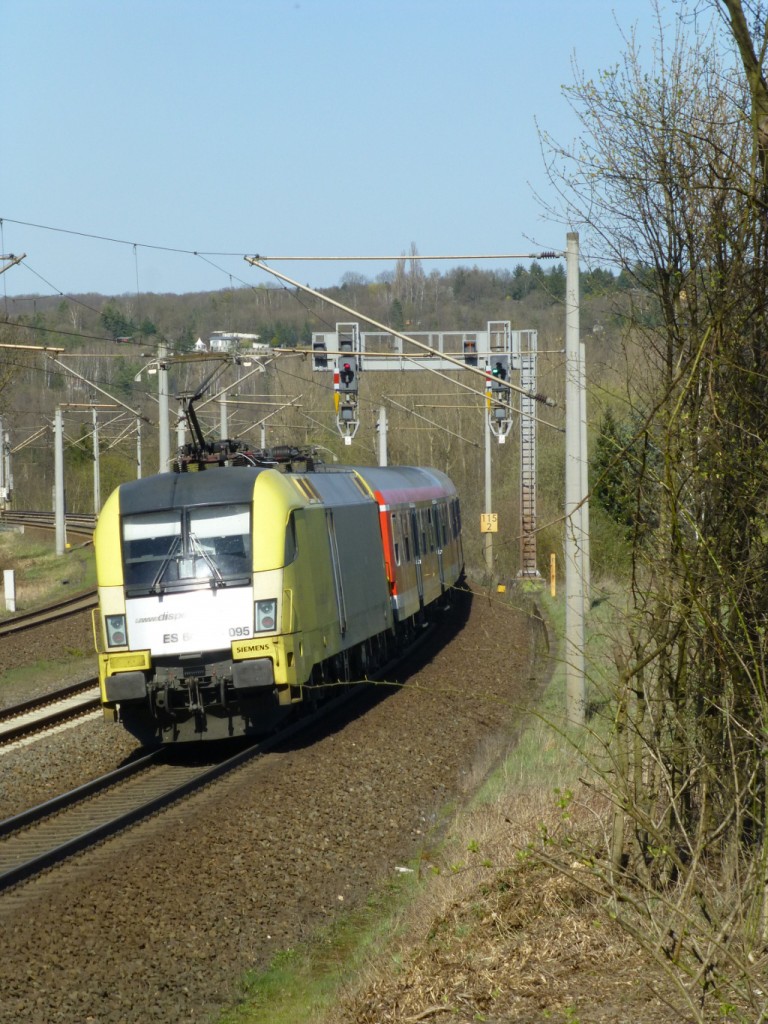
122,503 -> 252,594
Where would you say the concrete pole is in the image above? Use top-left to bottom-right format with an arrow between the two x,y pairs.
579,340 -> 591,603
3,426 -> 11,505
219,391 -> 228,440
54,407 -> 66,556
484,408 -> 493,574
92,407 -> 101,515
260,423 -> 266,448
158,341 -> 170,472
0,416 -> 4,509
136,417 -> 143,479
378,405 -> 388,466
565,232 -> 586,725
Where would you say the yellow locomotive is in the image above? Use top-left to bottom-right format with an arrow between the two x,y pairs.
93,458 -> 463,743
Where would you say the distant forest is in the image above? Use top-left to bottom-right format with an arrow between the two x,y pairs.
2,261 -> 631,356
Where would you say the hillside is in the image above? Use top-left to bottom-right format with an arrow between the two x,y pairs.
0,263 -> 631,580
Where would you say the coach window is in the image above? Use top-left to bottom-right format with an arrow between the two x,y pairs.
391,512 -> 401,567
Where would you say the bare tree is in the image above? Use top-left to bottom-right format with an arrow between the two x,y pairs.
715,1 -> 768,169
540,1 -> 768,1014
407,241 -> 426,307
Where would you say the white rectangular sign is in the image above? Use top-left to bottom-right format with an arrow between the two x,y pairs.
126,587 -> 254,655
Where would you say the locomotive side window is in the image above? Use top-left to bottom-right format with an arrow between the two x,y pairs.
284,513 -> 298,565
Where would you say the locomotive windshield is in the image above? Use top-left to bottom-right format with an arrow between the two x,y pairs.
121,503 -> 252,595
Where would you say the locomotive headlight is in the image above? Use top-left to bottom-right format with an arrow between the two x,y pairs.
255,598 -> 277,632
105,614 -> 127,647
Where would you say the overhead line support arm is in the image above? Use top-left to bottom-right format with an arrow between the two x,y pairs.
244,257 -> 556,408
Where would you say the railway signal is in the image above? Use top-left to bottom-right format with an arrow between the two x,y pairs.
463,338 -> 478,365
337,354 -> 358,394
332,324 -> 362,443
489,355 -> 509,393
487,354 -> 513,442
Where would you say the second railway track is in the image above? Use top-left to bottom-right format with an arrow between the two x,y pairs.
0,590 -> 98,636
0,680 -> 102,746
0,746 -> 218,893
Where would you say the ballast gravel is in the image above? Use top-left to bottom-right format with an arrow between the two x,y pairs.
0,585 -> 548,1024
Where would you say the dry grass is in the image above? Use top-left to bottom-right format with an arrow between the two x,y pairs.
327,785 -> 697,1024
0,530 -> 94,617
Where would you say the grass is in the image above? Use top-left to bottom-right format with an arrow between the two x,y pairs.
0,528 -> 98,692
0,653 -> 97,691
0,528 -> 95,618
219,873 -> 423,1024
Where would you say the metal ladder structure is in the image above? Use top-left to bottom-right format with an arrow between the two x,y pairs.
518,330 -> 541,579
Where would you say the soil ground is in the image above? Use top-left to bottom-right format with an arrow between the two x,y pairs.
1,582 -> 739,1022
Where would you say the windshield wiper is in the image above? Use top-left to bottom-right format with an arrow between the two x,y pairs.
149,534 -> 181,594
189,532 -> 225,587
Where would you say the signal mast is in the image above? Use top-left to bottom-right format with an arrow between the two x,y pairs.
332,323 -> 361,444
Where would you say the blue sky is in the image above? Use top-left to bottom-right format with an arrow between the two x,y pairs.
2,0 -> 674,299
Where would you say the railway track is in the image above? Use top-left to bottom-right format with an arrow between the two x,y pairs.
0,686 -> 362,896
0,509 -> 96,539
0,590 -> 98,636
0,680 -> 102,746
0,746 -> 179,892
0,623 -> 441,896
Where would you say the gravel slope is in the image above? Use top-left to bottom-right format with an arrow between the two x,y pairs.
0,584 -> 547,1024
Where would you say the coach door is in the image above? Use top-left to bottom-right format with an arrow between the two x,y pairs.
409,505 -> 425,610
433,501 -> 446,592
325,509 -> 347,636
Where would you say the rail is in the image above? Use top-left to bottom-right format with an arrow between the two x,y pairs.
0,509 -> 96,540
0,680 -> 101,746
